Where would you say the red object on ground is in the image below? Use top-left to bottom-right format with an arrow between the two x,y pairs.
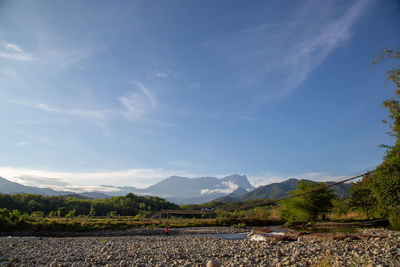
165,226 -> 169,235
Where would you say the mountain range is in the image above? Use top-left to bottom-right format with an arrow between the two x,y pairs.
0,174 -> 255,204
215,178 -> 350,202
0,177 -> 110,198
97,174 -> 255,204
0,175 -> 351,204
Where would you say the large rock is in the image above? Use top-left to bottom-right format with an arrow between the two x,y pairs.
207,258 -> 220,267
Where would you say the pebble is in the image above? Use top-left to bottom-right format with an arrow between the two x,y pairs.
0,228 -> 398,266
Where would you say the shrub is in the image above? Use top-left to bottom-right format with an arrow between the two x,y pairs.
389,207 -> 400,230
31,211 -> 45,218
57,207 -> 68,217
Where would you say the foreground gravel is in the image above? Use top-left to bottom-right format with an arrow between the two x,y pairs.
0,228 -> 399,266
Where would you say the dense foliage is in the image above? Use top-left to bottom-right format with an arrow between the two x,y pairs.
345,48 -> 400,229
0,193 -> 179,217
279,180 -> 336,225
348,178 -> 376,219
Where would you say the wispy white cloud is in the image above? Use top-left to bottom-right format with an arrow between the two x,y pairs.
147,70 -> 176,79
31,29 -> 107,71
6,43 -> 23,53
0,43 -> 34,61
200,181 -> 239,195
119,81 -> 158,120
232,113 -> 257,121
0,166 -> 198,191
50,47 -> 100,71
0,52 -> 34,61
206,0 -> 371,99
13,100 -> 112,124
12,81 -> 158,125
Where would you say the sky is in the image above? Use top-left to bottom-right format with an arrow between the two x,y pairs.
0,0 -> 400,191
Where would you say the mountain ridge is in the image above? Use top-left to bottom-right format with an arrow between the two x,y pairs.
0,176 -> 72,196
214,178 -> 351,202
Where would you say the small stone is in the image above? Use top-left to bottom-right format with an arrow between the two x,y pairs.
276,263 -> 282,267
207,259 -> 220,267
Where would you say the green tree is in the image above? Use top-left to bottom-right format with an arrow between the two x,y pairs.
57,207 -> 68,217
48,210 -> 57,217
66,209 -> 76,218
349,180 -> 376,219
89,207 -> 96,217
280,180 -> 336,225
371,48 -> 400,214
139,202 -> 146,213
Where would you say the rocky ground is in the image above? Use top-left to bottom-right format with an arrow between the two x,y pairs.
0,228 -> 399,266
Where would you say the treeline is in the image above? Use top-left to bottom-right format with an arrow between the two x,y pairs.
181,198 -> 275,211
0,193 -> 179,217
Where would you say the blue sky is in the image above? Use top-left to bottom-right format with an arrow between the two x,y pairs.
0,0 -> 399,191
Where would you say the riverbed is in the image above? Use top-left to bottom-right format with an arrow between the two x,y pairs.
0,228 -> 398,266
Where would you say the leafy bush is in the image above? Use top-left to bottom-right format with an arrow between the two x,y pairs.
31,211 -> 45,218
389,207 -> 400,230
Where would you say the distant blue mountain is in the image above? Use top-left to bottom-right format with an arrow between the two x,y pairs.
0,177 -> 109,199
99,174 -> 255,204
0,176 -> 71,196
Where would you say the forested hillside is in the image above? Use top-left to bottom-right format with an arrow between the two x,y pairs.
0,193 -> 179,217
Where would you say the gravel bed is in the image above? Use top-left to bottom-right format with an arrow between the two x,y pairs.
0,228 -> 398,266
0,227 -> 244,237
